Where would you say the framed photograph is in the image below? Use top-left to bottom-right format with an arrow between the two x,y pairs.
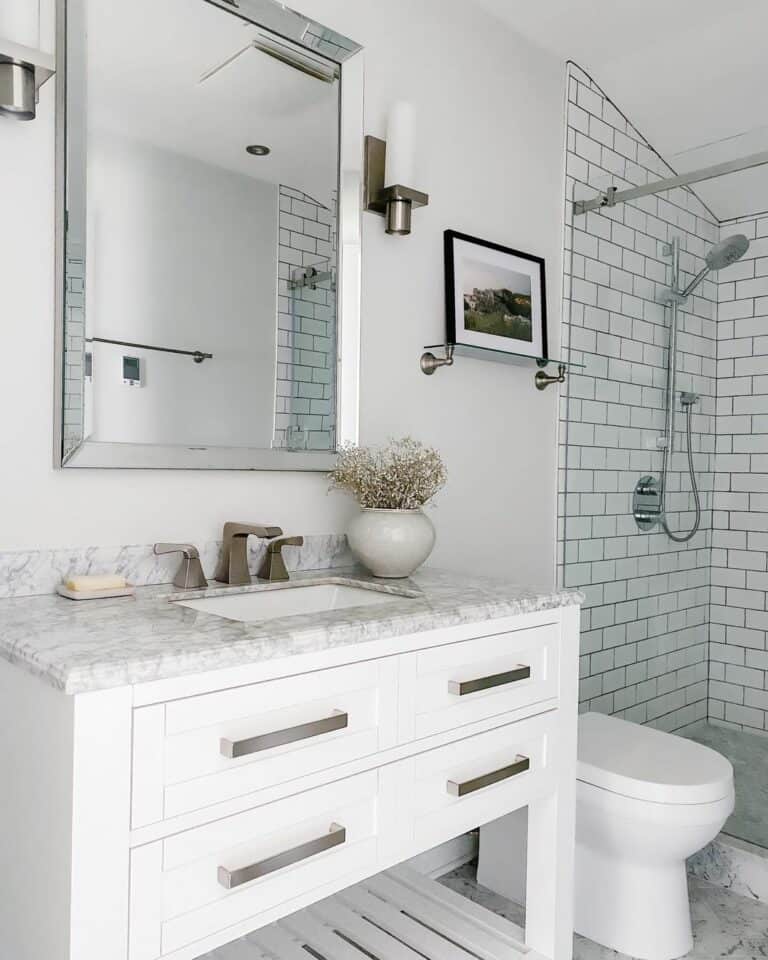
444,230 -> 547,361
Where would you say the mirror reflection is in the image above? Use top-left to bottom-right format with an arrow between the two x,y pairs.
61,0 -> 357,465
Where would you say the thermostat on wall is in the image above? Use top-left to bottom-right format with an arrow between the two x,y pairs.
122,355 -> 143,386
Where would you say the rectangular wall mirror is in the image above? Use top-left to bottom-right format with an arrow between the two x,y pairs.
54,0 -> 363,470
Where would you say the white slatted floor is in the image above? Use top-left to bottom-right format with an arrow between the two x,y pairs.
201,866 -> 541,960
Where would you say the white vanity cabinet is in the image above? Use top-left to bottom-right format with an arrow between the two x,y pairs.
0,605 -> 579,960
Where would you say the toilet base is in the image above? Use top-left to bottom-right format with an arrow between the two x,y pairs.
575,844 -> 693,960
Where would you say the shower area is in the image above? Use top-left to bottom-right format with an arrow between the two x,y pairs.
273,185 -> 338,452
561,63 -> 768,853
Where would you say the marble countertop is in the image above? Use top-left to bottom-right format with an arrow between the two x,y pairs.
0,568 -> 582,695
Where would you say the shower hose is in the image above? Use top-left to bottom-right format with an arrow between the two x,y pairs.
661,401 -> 701,543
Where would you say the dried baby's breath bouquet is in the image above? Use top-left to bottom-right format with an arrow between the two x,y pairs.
329,438 -> 447,510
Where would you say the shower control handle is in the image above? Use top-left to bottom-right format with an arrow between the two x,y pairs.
633,475 -> 663,532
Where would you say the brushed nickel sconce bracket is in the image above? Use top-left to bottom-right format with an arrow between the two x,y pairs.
534,363 -> 567,391
364,136 -> 429,236
420,344 -> 455,375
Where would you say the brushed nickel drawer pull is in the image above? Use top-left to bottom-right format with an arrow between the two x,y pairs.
448,666 -> 531,697
220,710 -> 348,759
447,755 -> 530,797
218,822 -> 346,890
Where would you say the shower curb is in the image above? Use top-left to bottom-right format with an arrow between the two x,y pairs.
688,834 -> 768,904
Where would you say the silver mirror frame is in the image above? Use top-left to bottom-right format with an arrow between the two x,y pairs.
53,0 -> 363,471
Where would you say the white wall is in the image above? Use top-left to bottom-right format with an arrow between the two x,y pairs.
0,0 -> 564,586
87,133 -> 277,447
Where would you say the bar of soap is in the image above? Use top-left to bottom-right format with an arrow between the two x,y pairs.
65,574 -> 128,593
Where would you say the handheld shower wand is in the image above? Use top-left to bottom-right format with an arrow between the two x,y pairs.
662,235 -> 749,541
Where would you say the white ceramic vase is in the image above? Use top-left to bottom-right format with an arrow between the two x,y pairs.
347,508 -> 436,579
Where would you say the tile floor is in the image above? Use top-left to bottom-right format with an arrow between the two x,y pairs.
684,723 -> 768,850
439,862 -> 768,959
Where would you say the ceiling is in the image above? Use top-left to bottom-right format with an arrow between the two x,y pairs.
85,0 -> 339,208
469,0 -> 768,221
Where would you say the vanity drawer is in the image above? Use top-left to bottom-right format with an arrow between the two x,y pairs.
129,771 -> 380,959
404,623 -> 559,740
395,710 -> 556,855
132,660 -> 398,826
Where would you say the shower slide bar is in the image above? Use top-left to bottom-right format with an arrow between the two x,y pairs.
573,147 -> 768,216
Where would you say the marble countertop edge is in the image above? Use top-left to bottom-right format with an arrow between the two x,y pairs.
0,567 -> 584,695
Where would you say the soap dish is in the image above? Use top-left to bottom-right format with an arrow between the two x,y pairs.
56,584 -> 136,601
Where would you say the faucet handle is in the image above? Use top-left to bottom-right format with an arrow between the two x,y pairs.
154,542 -> 200,559
258,536 -> 304,583
153,543 -> 208,590
268,536 -> 304,551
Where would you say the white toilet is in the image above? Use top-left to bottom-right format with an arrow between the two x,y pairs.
477,712 -> 734,960
575,712 -> 734,960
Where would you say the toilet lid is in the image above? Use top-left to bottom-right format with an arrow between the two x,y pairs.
577,712 -> 734,804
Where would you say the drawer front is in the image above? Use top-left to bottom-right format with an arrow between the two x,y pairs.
406,623 -> 559,740
132,660 -> 398,825
397,711 -> 557,855
129,772 -> 380,959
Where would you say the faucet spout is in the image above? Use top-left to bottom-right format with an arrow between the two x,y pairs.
214,522 -> 283,585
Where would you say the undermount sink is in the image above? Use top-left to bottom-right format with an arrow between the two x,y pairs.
173,582 -> 416,623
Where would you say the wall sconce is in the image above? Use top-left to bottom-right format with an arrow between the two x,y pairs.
0,2 -> 55,121
364,102 -> 429,236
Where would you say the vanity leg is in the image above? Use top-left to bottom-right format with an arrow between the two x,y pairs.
524,788 -> 575,960
525,604 -> 579,960
0,664 -> 132,960
70,686 -> 133,959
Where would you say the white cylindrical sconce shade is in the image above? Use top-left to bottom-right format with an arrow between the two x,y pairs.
0,0 -> 40,49
385,101 -> 416,187
0,0 -> 47,121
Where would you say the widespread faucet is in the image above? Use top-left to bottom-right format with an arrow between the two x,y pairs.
214,522 -> 283,586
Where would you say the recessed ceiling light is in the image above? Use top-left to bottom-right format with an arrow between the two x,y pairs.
246,144 -> 270,156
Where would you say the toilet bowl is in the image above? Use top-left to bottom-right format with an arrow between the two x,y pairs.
575,712 -> 734,960
476,713 -> 734,960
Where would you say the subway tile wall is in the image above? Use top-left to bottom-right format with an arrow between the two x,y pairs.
273,185 -> 338,451
561,64 -> 718,732
62,248 -> 86,460
712,211 -> 768,733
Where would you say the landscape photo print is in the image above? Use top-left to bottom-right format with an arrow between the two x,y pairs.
445,230 -> 547,361
463,259 -> 533,342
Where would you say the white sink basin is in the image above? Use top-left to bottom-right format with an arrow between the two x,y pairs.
174,582 -> 414,623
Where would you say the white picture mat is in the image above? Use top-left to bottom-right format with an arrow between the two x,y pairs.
452,238 -> 543,357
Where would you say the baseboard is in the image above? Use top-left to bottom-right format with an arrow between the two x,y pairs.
689,833 -> 768,904
406,832 -> 479,879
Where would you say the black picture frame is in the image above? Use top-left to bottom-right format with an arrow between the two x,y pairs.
444,229 -> 548,362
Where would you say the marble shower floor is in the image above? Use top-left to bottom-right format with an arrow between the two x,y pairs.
439,862 -> 768,960
683,723 -> 768,850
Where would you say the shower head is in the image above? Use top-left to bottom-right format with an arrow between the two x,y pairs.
705,234 -> 750,271
678,234 -> 751,298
